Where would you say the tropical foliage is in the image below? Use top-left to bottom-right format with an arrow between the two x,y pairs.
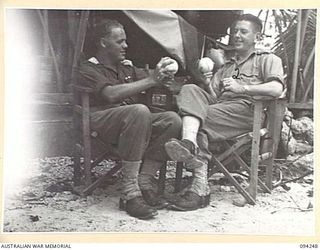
272,9 -> 316,103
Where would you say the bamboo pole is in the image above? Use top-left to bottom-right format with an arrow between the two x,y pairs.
303,45 -> 315,79
296,9 -> 311,96
273,10 -> 290,74
37,10 -> 63,92
302,45 -> 315,102
43,10 -> 49,57
299,9 -> 311,62
289,10 -> 302,104
302,79 -> 314,102
262,10 -> 269,35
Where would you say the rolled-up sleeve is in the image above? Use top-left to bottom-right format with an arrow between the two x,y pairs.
261,54 -> 285,88
210,67 -> 223,97
133,66 -> 149,80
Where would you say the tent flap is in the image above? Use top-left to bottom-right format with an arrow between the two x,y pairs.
124,10 -> 187,68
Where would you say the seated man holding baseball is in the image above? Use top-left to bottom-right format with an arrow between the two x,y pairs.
78,19 -> 182,220
165,14 -> 285,211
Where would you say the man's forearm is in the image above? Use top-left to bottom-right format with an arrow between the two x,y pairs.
243,81 -> 283,98
101,76 -> 158,103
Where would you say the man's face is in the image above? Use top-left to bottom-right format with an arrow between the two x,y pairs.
231,20 -> 260,53
101,27 -> 128,62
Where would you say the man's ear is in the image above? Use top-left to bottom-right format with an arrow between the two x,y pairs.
254,32 -> 262,43
100,38 -> 106,48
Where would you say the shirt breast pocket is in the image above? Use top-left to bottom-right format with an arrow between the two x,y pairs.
239,66 -> 260,85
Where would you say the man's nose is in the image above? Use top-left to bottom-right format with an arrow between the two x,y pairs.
123,42 -> 128,49
234,30 -> 241,37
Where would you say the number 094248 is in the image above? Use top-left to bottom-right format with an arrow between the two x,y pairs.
300,244 -> 318,248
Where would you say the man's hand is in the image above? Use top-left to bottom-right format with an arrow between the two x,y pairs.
221,77 -> 246,93
202,72 -> 213,86
120,59 -> 133,67
152,57 -> 177,86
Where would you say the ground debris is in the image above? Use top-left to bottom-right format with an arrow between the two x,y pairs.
29,215 -> 40,222
2,156 -> 315,233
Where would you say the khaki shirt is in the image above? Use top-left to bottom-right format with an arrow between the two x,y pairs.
211,50 -> 285,101
78,57 -> 148,109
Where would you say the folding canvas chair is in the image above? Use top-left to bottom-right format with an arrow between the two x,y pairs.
72,84 -> 171,196
174,96 -> 286,205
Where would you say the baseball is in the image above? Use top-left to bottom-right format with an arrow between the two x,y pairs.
198,57 -> 214,73
163,58 -> 179,75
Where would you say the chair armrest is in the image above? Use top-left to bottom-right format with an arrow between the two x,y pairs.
73,84 -> 95,93
252,96 -> 287,102
252,88 -> 287,101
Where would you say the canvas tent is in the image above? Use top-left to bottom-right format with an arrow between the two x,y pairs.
82,10 -> 240,81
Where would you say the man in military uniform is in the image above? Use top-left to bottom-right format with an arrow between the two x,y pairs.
78,19 -> 182,219
165,14 -> 285,211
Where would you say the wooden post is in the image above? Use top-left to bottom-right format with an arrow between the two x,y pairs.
70,10 -> 90,86
289,10 -> 302,104
37,10 -> 63,92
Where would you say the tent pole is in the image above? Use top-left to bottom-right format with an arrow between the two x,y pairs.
200,35 -> 206,59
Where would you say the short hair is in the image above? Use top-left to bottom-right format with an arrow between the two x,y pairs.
233,13 -> 263,33
93,19 -> 124,42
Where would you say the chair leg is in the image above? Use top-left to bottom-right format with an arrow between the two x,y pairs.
158,162 -> 167,195
82,161 -> 122,196
73,143 -> 82,186
249,101 -> 264,200
174,162 -> 184,193
265,100 -> 286,189
212,156 -> 256,205
82,92 -> 92,187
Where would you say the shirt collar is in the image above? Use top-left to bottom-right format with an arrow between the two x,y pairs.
88,56 -> 119,72
225,49 -> 268,65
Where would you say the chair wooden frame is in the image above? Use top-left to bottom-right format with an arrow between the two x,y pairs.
174,96 -> 287,205
73,85 -> 122,196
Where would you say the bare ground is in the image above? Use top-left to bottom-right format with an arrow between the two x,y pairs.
2,157 -> 315,234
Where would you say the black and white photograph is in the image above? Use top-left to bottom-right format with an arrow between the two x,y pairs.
2,7 -> 317,236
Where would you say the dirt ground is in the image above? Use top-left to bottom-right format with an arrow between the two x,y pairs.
2,157 -> 315,234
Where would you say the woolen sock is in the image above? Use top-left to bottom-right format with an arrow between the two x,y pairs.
139,159 -> 165,191
188,162 -> 210,196
121,160 -> 142,200
182,116 -> 201,147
